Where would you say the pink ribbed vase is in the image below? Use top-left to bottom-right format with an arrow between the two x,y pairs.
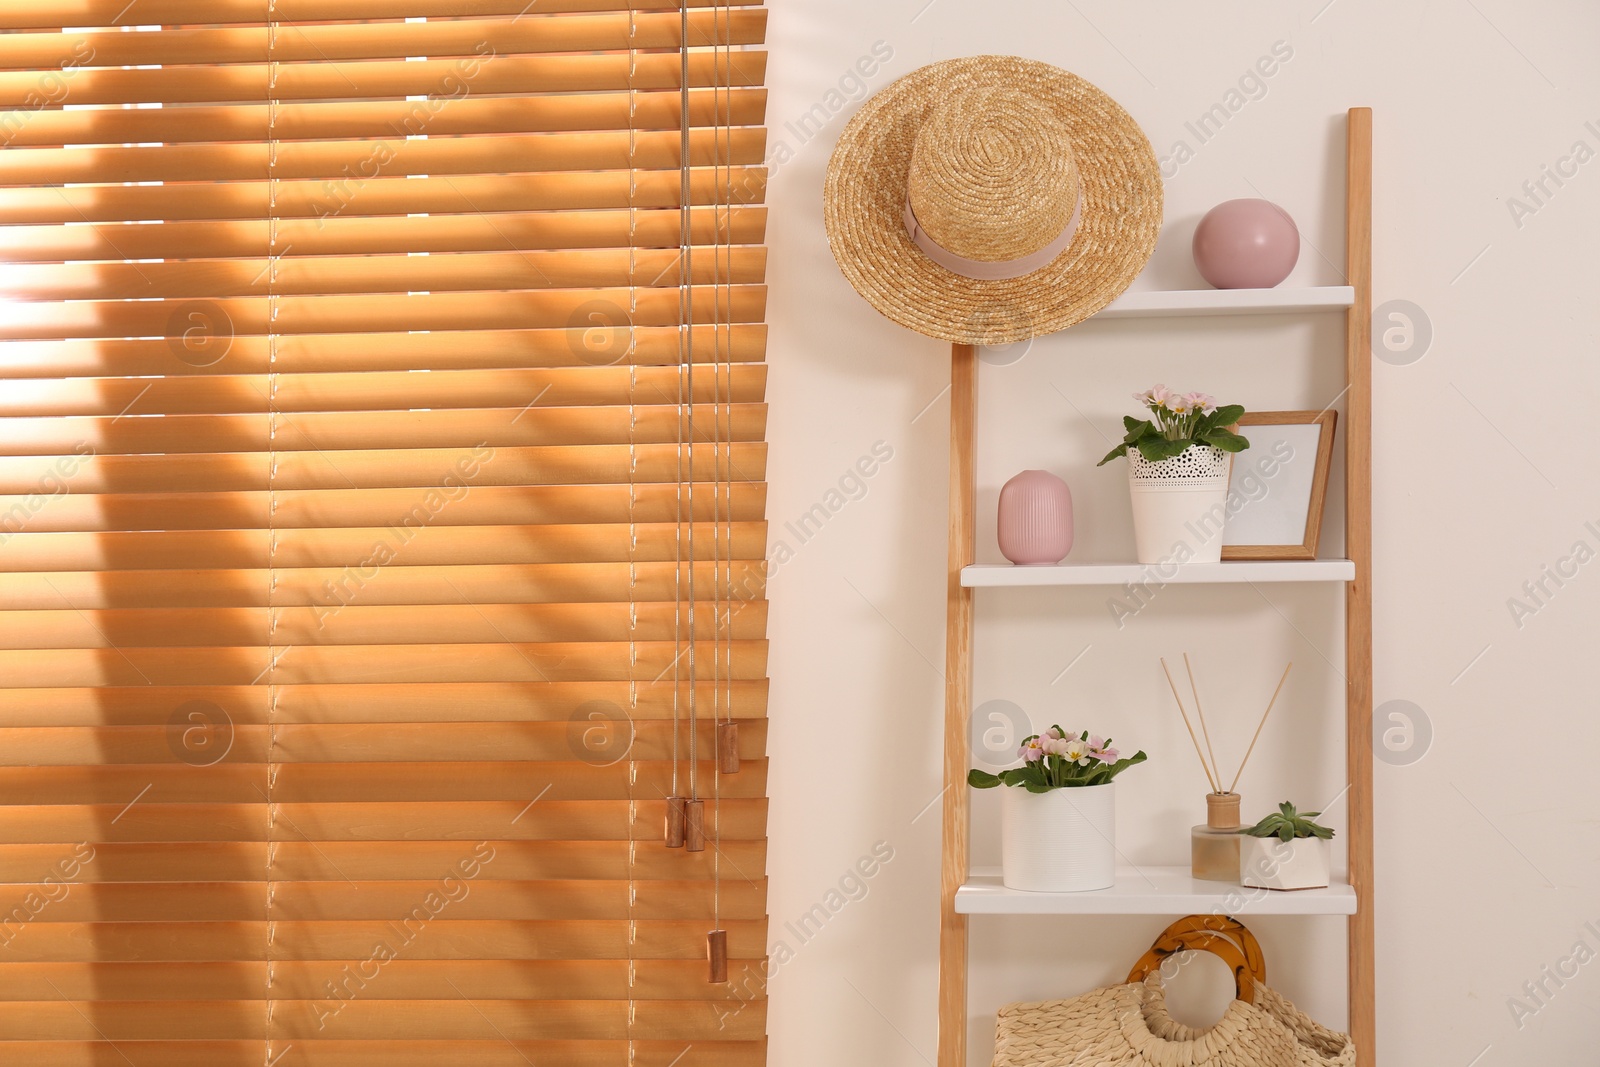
997,470 -> 1074,565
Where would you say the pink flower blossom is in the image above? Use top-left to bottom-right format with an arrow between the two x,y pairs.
1089,735 -> 1120,761
1182,391 -> 1217,415
1134,385 -> 1173,409
1019,736 -> 1048,762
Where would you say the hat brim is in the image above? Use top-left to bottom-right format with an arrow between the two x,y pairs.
824,56 -> 1163,345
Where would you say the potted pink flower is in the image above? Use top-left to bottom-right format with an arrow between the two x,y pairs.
1098,386 -> 1249,564
970,726 -> 1147,892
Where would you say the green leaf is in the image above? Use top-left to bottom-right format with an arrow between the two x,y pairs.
1200,429 -> 1251,453
1135,437 -> 1183,462
1097,443 -> 1129,467
967,769 -> 1002,789
1211,404 -> 1245,425
1155,437 -> 1195,459
1080,767 -> 1107,786
1279,801 -> 1295,817
1000,768 -> 1031,788
1098,750 -> 1148,782
1241,812 -> 1286,838
1123,416 -> 1153,440
1023,781 -> 1053,794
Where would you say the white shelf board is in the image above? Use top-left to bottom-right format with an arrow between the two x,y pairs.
962,559 -> 1355,587
956,867 -> 1357,916
1092,286 -> 1355,319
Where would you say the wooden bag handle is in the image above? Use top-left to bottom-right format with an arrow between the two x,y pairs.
1126,916 -> 1267,1005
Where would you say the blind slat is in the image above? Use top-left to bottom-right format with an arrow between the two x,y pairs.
0,1041 -> 768,1067
0,918 -> 768,961
0,88 -> 767,148
0,131 -> 766,186
0,680 -> 770,726
0,209 -> 766,263
0,959 -> 753,1000
0,839 -> 769,876
0,0 -> 762,30
0,496 -> 767,534
0,52 -> 766,108
0,486 -> 771,531
0,797 -> 769,839
0,247 -> 767,301
0,11 -> 766,68
0,405 -> 769,455
0,602 -> 771,650
0,523 -> 768,571
0,286 -> 768,340
0,443 -> 769,492
0,641 -> 771,686
0,364 -> 768,416
0,326 -> 769,379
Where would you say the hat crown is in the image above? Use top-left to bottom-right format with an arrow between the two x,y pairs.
906,88 -> 1081,263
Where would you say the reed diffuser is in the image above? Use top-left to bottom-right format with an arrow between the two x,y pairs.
1161,655 -> 1291,882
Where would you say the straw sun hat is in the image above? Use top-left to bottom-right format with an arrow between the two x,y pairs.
824,56 -> 1162,345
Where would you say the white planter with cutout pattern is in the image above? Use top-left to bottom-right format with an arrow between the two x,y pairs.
1126,443 -> 1233,564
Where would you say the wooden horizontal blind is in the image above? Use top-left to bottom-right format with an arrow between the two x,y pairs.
0,3 -> 770,1064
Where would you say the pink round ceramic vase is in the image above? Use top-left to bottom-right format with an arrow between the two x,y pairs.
1192,198 -> 1300,289
997,470 -> 1074,565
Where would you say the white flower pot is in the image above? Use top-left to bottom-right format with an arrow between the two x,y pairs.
1238,834 -> 1331,890
1001,782 -> 1115,892
1127,444 -> 1232,565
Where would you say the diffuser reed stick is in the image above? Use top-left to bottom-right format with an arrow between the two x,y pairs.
1228,662 -> 1293,794
1160,657 -> 1219,793
1183,653 -> 1224,793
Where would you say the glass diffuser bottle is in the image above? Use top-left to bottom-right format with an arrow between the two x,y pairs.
1191,791 -> 1242,881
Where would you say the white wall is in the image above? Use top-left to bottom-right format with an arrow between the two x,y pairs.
759,1 -> 1600,1064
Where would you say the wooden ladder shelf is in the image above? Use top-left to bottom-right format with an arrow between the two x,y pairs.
935,107 -> 1375,1065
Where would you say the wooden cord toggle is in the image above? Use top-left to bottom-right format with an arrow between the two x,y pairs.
665,796 -> 687,848
707,929 -> 728,983
684,799 -> 705,852
717,721 -> 740,774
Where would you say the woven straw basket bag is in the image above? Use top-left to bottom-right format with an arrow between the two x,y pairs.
993,917 -> 1355,1067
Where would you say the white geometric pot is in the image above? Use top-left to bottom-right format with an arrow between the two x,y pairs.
1238,834 -> 1331,890
1001,783 -> 1115,892
1127,444 -> 1232,565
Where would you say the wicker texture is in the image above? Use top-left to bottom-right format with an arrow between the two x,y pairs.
993,975 -> 1355,1067
906,88 -> 1081,263
824,55 -> 1162,345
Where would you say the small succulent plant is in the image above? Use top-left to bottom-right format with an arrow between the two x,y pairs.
1240,802 -> 1335,842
